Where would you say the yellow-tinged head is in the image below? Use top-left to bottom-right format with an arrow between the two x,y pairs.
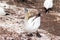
24,8 -> 30,20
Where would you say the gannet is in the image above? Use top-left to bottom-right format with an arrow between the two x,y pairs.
44,0 -> 53,13
24,8 -> 41,37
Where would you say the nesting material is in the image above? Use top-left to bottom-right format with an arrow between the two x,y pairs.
0,4 -> 39,34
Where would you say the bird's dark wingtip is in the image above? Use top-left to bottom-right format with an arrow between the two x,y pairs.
43,7 -> 48,14
36,12 -> 41,17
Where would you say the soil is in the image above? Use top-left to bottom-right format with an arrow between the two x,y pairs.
7,0 -> 60,36
0,0 -> 60,40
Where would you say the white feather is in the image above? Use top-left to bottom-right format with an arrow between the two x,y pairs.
44,0 -> 53,9
28,16 -> 36,24
0,3 -> 9,9
24,16 -> 40,33
0,7 -> 6,16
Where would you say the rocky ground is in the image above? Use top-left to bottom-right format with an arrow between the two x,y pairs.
0,0 -> 60,40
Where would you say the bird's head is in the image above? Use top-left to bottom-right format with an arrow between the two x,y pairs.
24,8 -> 30,20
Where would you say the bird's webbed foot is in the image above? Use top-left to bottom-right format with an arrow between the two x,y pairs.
36,32 -> 41,37
27,33 -> 33,37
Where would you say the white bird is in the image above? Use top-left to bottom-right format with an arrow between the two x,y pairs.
43,0 -> 53,13
0,7 -> 6,16
0,3 -> 9,9
24,8 -> 41,37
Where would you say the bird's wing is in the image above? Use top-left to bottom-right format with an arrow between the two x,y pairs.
28,16 -> 36,24
32,17 -> 40,29
44,0 -> 53,9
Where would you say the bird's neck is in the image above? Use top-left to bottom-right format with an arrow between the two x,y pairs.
25,11 -> 30,20
25,13 -> 29,20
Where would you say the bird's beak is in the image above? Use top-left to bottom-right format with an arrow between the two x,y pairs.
25,11 -> 30,20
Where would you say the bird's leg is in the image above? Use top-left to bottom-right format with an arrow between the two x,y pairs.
5,13 -> 10,15
26,33 -> 33,37
36,31 -> 41,37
